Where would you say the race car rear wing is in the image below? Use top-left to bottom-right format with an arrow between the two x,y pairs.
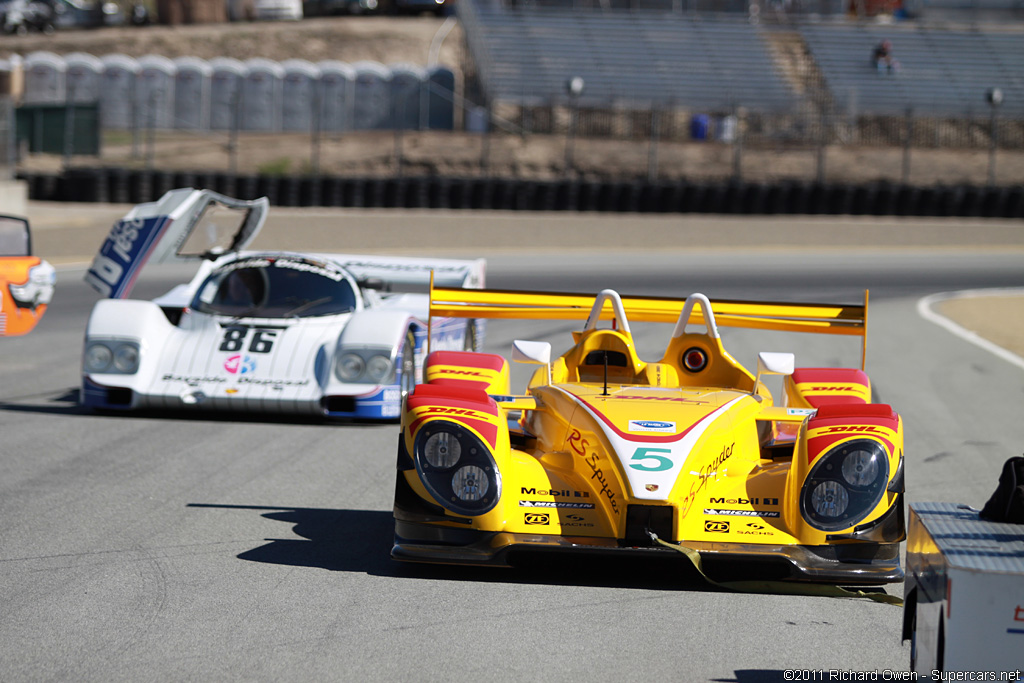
428,284 -> 870,370
334,256 -> 485,290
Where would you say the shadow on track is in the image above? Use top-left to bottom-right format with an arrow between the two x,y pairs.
0,388 -> 387,427
188,502 -> 726,593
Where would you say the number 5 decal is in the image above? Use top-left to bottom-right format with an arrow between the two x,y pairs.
629,447 -> 673,471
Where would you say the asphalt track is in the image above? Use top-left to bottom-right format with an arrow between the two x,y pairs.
2,206 -> 1024,682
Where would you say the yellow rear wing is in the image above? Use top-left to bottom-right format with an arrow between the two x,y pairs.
429,279 -> 870,370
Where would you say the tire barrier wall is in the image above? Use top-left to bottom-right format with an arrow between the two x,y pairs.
18,168 -> 1024,219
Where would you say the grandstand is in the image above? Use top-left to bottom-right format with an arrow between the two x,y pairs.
801,24 -> 1024,117
458,0 -> 1024,147
459,0 -> 796,112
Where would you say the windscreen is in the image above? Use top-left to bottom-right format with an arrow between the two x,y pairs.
192,257 -> 357,318
0,216 -> 30,257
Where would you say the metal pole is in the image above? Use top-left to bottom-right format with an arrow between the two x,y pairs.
229,89 -> 239,176
394,96 -> 404,177
565,96 -> 576,172
479,103 -> 490,173
732,105 -> 743,181
131,77 -> 140,159
63,82 -> 75,168
816,107 -> 826,184
310,86 -> 321,177
901,106 -> 913,185
146,89 -> 157,170
3,97 -> 12,176
647,107 -> 660,182
988,105 -> 998,186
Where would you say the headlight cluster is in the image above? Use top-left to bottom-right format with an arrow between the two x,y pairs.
84,340 -> 141,375
800,438 -> 889,532
334,348 -> 394,384
414,421 -> 501,516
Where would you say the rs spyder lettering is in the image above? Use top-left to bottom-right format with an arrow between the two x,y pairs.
568,429 -> 620,516
680,442 -> 734,515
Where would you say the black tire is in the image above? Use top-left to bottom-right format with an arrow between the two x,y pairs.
400,330 -> 416,401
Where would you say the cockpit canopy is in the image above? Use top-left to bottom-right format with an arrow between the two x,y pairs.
192,256 -> 357,318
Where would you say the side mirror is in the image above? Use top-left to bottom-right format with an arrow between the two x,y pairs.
512,340 -> 551,385
512,340 -> 551,365
752,351 -> 795,399
757,351 -> 795,376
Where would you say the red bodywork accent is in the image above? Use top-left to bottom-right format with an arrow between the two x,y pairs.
807,403 -> 898,463
408,382 -> 499,448
575,393 -> 724,443
791,368 -> 870,408
424,351 -> 506,391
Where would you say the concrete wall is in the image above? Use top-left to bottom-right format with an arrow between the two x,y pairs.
0,180 -> 28,217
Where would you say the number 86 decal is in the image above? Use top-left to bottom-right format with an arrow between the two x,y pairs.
220,327 -> 278,353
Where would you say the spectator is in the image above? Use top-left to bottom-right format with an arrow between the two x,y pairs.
872,39 -> 899,73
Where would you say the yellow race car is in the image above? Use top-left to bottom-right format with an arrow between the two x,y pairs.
392,285 -> 905,584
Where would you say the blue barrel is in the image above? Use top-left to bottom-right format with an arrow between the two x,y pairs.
690,114 -> 709,140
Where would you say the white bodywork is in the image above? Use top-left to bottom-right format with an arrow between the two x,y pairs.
904,502 -> 1024,674
81,189 -> 484,419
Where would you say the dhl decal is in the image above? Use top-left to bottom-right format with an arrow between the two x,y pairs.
814,424 -> 889,435
424,365 -> 498,391
413,405 -> 499,422
616,394 -> 709,405
430,368 -> 488,378
407,401 -> 501,449
410,412 -> 499,452
795,382 -> 870,401
807,424 -> 897,463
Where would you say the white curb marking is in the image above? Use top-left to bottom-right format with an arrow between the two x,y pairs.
917,288 -> 1024,372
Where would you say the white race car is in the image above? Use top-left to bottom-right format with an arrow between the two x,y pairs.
81,189 -> 484,420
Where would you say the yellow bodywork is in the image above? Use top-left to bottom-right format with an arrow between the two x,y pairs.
394,286 -> 904,583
